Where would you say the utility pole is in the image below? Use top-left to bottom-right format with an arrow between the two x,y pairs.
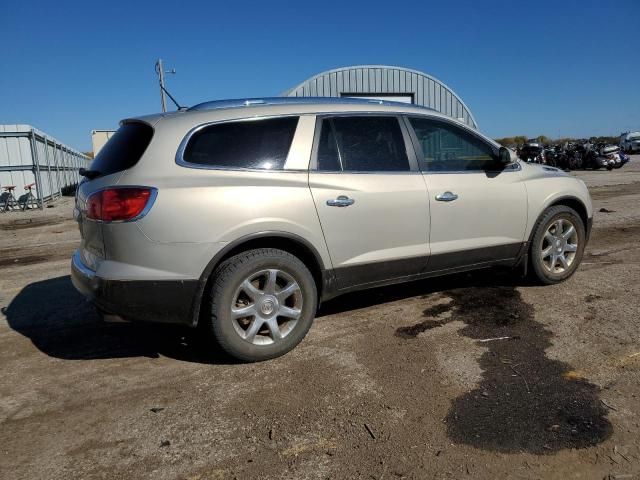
155,58 -> 176,113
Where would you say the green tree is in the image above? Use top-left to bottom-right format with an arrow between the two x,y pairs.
495,137 -> 514,147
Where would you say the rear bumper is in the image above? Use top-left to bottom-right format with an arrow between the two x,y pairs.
71,250 -> 198,325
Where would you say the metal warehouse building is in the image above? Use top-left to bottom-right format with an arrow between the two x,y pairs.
0,125 -> 90,208
284,65 -> 478,130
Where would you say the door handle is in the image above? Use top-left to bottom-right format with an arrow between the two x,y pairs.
435,191 -> 458,202
326,195 -> 355,207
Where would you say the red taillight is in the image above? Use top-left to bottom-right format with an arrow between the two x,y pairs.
86,187 -> 155,222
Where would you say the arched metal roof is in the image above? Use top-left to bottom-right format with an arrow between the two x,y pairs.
284,65 -> 477,129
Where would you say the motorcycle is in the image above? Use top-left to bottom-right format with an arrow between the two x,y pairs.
578,140 -> 612,170
563,142 -> 583,170
545,145 -> 574,169
519,141 -> 546,164
617,150 -> 631,168
544,146 -> 560,167
594,144 -> 621,170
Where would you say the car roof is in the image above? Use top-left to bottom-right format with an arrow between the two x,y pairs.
129,97 -> 467,127
126,96 -> 500,149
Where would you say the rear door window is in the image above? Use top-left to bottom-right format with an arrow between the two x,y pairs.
90,122 -> 153,176
182,117 -> 299,170
316,116 -> 410,172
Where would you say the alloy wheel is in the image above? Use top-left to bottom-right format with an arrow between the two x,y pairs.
540,218 -> 579,274
230,269 -> 303,345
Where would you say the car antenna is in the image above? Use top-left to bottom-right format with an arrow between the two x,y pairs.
155,58 -> 188,111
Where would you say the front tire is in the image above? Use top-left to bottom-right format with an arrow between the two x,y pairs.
529,206 -> 586,285
207,248 -> 317,362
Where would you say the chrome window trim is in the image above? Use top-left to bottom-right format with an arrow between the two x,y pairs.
175,114 -> 305,172
83,186 -> 158,224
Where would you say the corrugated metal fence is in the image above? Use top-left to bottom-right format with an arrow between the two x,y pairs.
0,125 -> 90,208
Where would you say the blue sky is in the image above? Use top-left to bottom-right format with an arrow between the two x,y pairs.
1,0 -> 638,151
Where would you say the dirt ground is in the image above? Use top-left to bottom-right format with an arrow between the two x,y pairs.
1,158 -> 639,480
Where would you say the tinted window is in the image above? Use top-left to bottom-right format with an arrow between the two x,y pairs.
316,121 -> 341,171
90,122 -> 153,176
183,117 -> 299,169
317,116 -> 409,172
409,117 -> 497,171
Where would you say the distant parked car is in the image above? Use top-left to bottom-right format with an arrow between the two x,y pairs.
71,97 -> 593,361
620,132 -> 640,153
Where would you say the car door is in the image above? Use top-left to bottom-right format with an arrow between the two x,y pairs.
308,115 -> 430,289
405,116 -> 528,272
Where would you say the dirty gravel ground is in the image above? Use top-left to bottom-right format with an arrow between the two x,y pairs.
1,158 -> 639,480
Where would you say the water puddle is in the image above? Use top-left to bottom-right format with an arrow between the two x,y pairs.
397,286 -> 612,453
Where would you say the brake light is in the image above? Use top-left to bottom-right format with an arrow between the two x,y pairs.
86,187 -> 155,222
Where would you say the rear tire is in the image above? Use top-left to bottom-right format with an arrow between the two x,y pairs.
529,206 -> 586,285
207,248 -> 317,362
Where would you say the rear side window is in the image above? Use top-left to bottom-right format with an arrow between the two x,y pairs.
182,117 -> 299,170
317,116 -> 410,172
90,122 -> 153,176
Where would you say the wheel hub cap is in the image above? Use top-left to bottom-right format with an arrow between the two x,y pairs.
230,269 -> 303,346
260,297 -> 277,316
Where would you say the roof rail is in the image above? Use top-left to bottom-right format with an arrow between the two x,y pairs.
187,96 -> 435,112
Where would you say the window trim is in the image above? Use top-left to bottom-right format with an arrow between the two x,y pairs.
175,114 -> 305,172
403,115 -> 521,174
310,113 -> 420,174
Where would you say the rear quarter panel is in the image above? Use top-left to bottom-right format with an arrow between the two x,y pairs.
118,115 -> 331,279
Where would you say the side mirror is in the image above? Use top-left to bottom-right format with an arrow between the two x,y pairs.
498,146 -> 512,165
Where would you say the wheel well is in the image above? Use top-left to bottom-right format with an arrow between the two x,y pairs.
548,197 -> 588,231
218,236 -> 324,289
193,235 -> 325,327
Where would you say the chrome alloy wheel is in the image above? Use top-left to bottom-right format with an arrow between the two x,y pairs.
540,218 -> 579,274
230,269 -> 303,345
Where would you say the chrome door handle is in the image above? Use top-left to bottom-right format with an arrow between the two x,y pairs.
326,195 -> 355,207
435,191 -> 458,202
